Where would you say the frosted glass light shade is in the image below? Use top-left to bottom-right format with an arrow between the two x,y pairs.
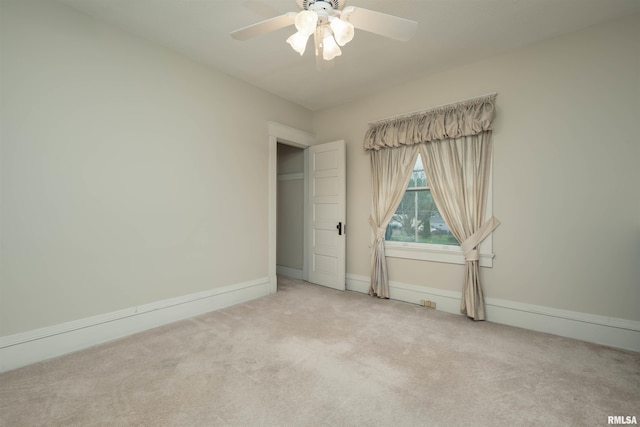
322,33 -> 342,60
329,17 -> 354,46
294,10 -> 318,37
287,31 -> 310,55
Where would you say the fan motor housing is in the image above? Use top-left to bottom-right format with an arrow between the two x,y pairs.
297,0 -> 346,11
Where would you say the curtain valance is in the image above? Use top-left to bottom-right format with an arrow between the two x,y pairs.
363,94 -> 496,151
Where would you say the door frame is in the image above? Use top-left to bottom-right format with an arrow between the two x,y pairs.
268,121 -> 315,294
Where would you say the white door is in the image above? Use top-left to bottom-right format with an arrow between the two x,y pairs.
307,140 -> 346,291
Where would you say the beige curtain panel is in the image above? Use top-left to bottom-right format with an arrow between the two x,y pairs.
364,94 -> 499,320
419,134 -> 500,320
368,144 -> 419,298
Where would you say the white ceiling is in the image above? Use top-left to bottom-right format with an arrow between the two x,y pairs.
60,0 -> 640,111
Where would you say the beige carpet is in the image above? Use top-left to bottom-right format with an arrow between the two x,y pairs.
1,276 -> 638,426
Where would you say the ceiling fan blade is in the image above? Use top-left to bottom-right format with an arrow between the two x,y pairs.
230,13 -> 296,41
342,7 -> 418,42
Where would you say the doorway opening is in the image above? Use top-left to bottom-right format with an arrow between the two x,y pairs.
276,143 -> 306,282
268,122 -> 314,294
268,122 -> 346,293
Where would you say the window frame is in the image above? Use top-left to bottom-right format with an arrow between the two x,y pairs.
382,155 -> 495,268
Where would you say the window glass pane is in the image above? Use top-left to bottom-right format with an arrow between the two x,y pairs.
408,155 -> 427,189
385,154 -> 459,246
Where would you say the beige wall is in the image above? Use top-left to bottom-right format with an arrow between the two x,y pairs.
0,0 -> 312,335
313,13 -> 640,321
277,144 -> 304,270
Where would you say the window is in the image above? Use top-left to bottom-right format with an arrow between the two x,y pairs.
384,154 -> 494,267
385,154 -> 458,246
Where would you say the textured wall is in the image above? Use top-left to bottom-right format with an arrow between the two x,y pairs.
312,13 -> 640,321
0,0 -> 312,335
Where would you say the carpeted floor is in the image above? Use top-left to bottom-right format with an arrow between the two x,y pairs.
1,276 -> 638,426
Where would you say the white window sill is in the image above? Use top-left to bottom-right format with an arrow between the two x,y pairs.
384,241 -> 494,268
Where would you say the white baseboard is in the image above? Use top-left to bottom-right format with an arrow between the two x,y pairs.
0,277 -> 271,373
276,265 -> 303,280
346,273 -> 640,352
3,274 -> 636,373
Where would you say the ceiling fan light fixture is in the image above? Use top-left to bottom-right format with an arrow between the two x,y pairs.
231,1 -> 419,66
294,10 -> 318,36
322,29 -> 342,60
286,31 -> 310,55
329,16 -> 354,46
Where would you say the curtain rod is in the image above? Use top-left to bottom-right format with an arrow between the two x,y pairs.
367,92 -> 497,125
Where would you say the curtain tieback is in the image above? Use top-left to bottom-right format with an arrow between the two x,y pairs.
461,216 -> 501,262
368,216 -> 386,240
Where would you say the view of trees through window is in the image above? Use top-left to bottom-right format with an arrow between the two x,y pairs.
385,155 -> 459,246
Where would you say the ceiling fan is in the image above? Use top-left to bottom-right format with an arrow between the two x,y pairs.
230,0 -> 418,62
